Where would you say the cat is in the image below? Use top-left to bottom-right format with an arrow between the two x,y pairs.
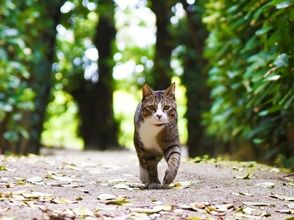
133,82 -> 181,189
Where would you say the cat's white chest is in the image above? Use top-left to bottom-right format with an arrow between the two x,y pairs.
138,121 -> 163,153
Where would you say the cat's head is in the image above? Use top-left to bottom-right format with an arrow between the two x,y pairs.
140,83 -> 177,127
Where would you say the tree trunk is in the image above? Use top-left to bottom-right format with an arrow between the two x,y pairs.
150,0 -> 173,89
0,112 -> 11,154
72,0 -> 118,150
180,2 -> 213,157
27,1 -> 65,154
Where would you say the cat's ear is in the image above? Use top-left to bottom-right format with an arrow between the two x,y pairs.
142,83 -> 153,100
164,82 -> 175,99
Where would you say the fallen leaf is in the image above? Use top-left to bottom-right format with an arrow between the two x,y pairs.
51,174 -> 74,182
0,165 -> 8,171
269,168 -> 280,173
72,207 -> 94,216
270,194 -> 294,201
130,205 -> 171,214
51,197 -> 75,204
172,181 -> 194,189
215,204 -> 234,212
187,217 -> 201,220
16,180 -> 26,186
235,173 -> 250,179
107,178 -> 127,183
113,183 -> 131,189
26,176 -> 44,185
243,202 -> 270,206
152,200 -> 164,205
256,182 -> 275,188
97,194 -> 117,200
0,207 -> 9,212
232,192 -> 253,196
276,209 -> 294,214
190,202 -> 210,210
22,192 -> 52,199
242,207 -> 257,215
127,182 -> 145,189
106,197 -> 130,206
112,182 -> 145,190
235,213 -> 260,219
236,207 -> 271,219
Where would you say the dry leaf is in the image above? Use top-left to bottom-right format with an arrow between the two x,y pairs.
187,217 -> 202,220
51,174 -> 74,182
22,192 -> 52,199
215,204 -> 234,212
172,181 -> 194,189
190,202 -> 210,210
270,194 -> 294,201
26,176 -> 44,184
0,207 -> 9,212
256,182 -> 275,188
113,183 -> 131,189
0,165 -> 8,171
235,173 -> 250,179
97,193 -> 117,200
51,198 -> 74,204
107,178 -> 127,183
72,207 -> 94,216
130,205 -> 171,214
232,192 -> 253,196
105,197 -> 130,206
276,209 -> 294,214
243,201 -> 270,206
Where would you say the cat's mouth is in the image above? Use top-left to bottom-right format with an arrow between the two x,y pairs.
153,123 -> 166,127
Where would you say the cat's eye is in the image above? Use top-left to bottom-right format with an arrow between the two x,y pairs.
163,105 -> 170,111
148,105 -> 156,110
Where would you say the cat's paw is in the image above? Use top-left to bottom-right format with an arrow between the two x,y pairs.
163,168 -> 176,185
147,183 -> 162,190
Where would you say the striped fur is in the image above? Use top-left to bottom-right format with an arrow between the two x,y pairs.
134,83 -> 181,189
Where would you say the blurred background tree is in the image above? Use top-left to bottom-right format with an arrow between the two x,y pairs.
0,0 -> 65,154
0,0 -> 293,169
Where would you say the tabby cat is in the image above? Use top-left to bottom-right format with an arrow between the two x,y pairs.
133,83 -> 181,189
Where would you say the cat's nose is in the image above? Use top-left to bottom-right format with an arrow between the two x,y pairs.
156,114 -> 162,119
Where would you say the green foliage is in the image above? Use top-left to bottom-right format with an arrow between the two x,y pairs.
0,1 -> 35,145
203,0 -> 294,165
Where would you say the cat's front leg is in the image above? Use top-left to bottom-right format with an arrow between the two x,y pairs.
144,156 -> 161,189
163,145 -> 181,185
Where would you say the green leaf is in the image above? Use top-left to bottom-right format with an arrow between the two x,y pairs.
273,0 -> 293,9
274,53 -> 288,68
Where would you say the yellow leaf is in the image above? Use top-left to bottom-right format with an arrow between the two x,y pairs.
106,197 -> 130,206
97,193 -> 117,200
72,207 -> 94,216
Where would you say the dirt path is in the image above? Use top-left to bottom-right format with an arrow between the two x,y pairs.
0,149 -> 293,220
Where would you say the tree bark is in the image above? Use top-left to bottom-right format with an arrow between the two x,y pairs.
150,0 -> 173,89
180,2 -> 213,157
25,1 -> 65,154
72,0 -> 119,150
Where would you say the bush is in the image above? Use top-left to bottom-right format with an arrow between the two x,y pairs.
203,0 -> 294,167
